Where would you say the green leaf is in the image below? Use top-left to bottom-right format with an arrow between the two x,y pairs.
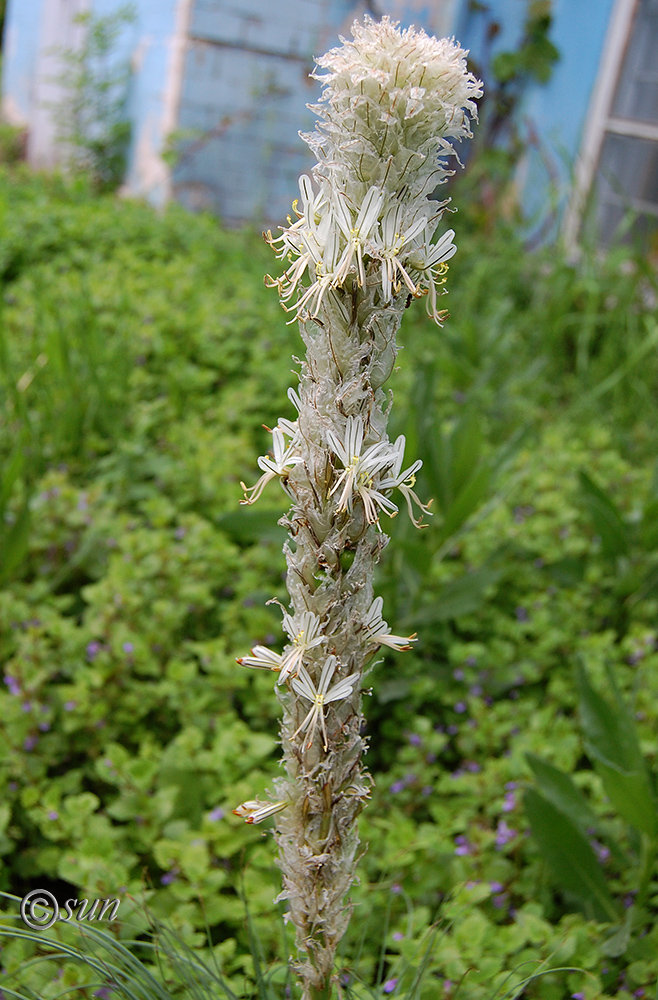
0,503 -> 30,584
639,497 -> 658,550
578,470 -> 629,559
440,464 -> 492,540
526,753 -> 600,834
601,908 -> 633,958
0,447 -> 25,518
416,564 -> 502,623
577,663 -> 657,837
449,407 -> 483,499
523,788 -> 618,922
216,508 -> 287,545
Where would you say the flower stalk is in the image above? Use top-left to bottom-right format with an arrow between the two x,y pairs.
234,16 -> 481,998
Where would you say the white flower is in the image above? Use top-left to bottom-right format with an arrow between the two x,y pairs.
237,645 -> 282,672
406,229 -> 457,323
240,426 -> 303,505
370,204 -> 428,302
363,596 -> 417,650
291,658 -> 359,750
265,175 -> 339,321
233,799 -> 288,824
327,416 -> 398,524
278,610 -> 325,683
331,185 -> 384,288
379,435 -> 433,527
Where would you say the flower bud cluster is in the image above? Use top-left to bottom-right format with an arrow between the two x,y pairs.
265,16 -> 482,324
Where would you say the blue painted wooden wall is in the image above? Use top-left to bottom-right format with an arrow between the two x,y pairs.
1,0 -> 618,228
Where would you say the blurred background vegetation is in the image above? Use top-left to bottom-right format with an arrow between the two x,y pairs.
0,4 -> 658,999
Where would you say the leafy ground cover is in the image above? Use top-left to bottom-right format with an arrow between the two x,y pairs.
0,164 -> 658,999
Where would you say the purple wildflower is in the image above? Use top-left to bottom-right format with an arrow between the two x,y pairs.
492,892 -> 509,910
502,791 -> 516,812
38,721 -> 50,732
160,869 -> 178,886
22,701 -> 32,712
390,780 -> 405,794
447,724 -> 459,735
93,989 -> 113,1000
208,807 -> 225,821
23,736 -> 38,751
390,883 -> 402,895
3,675 -> 21,697
392,932 -> 404,941
495,820 -> 517,849
571,994 -> 585,1000
422,785 -> 433,796
489,881 -> 504,893
48,811 -> 59,820
86,641 -> 101,661
383,979 -> 398,994
590,839 -> 610,863
515,607 -> 528,622
454,835 -> 472,856
454,701 -> 467,714
470,684 -> 483,696
408,733 -> 422,746
174,527 -> 186,540
122,642 -> 134,654
466,761 -> 481,773
466,656 -> 478,666
64,700 -> 77,711
425,752 -> 437,763
453,668 -> 465,681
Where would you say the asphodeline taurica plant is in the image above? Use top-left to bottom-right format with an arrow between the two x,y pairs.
233,16 -> 481,999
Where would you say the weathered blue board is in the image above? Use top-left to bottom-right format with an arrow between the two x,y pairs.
1,0 -> 622,229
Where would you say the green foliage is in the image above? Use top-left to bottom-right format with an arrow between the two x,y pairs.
525,663 -> 658,973
0,166 -> 657,998
491,2 -> 560,86
52,5 -> 136,191
0,119 -> 26,165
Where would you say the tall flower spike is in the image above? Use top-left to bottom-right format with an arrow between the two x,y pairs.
240,17 -> 480,998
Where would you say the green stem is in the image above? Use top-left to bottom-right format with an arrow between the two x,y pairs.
309,978 -> 334,1000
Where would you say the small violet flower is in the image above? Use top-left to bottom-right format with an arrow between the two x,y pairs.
3,675 -> 21,697
495,820 -> 517,849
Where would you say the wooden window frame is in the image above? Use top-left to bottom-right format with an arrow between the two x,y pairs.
562,0 -> 640,245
